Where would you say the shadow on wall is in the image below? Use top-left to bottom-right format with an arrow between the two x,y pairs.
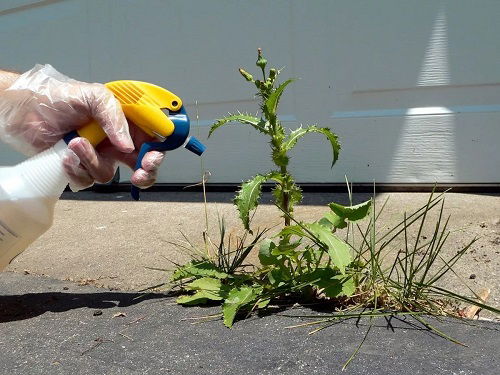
328,0 -> 500,184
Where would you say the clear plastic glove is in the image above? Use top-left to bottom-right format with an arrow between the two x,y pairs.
0,64 -> 164,191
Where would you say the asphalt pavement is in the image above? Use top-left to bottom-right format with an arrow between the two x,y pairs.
1,272 -> 499,375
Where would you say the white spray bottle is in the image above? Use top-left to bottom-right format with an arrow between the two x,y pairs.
0,80 -> 205,270
0,140 -> 68,269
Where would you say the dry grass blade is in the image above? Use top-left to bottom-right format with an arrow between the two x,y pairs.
462,288 -> 491,318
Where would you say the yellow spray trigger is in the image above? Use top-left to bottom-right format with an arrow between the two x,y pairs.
63,79 -> 206,200
73,80 -> 181,147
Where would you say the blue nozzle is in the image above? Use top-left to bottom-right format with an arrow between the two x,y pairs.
185,136 -> 206,156
130,106 -> 206,200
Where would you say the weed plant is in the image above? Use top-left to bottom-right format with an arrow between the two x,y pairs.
167,49 -> 499,368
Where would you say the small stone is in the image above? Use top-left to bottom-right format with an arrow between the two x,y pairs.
93,310 -> 103,316
469,274 -> 476,279
479,222 -> 487,228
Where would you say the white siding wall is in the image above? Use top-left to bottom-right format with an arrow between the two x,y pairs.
1,0 -> 499,183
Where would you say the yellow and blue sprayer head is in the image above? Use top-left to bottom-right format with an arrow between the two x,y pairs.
63,80 -> 205,200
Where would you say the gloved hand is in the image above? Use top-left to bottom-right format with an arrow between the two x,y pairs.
0,64 -> 164,191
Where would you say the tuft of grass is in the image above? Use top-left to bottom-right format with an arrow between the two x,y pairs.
280,186 -> 499,368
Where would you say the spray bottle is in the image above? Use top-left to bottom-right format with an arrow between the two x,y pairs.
0,80 -> 205,270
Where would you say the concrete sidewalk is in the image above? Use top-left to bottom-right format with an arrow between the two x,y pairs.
5,191 -> 500,307
1,272 -> 499,375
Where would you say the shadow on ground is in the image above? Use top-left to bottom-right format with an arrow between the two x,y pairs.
60,190 -> 373,205
0,291 -> 168,323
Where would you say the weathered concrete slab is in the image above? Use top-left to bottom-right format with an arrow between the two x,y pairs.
5,191 -> 499,310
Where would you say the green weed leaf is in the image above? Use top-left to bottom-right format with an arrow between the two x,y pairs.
184,277 -> 223,292
259,238 -> 278,266
209,114 -> 269,137
269,172 -> 303,213
327,200 -> 372,228
256,298 -> 271,309
171,260 -> 229,281
318,211 -> 347,229
264,79 -> 294,119
282,126 -> 308,150
222,285 -> 262,327
318,275 -> 355,298
234,174 -> 268,231
301,268 -> 355,298
266,171 -> 284,183
270,240 -> 302,257
302,246 -> 323,264
284,125 -> 341,167
269,267 -> 291,286
304,223 -> 352,274
271,149 -> 289,167
336,275 -> 356,296
272,182 -> 301,208
277,225 -> 306,238
176,290 -> 224,305
177,277 -> 230,306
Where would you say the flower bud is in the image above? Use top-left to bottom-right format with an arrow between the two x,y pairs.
239,68 -> 254,82
256,48 -> 267,70
269,68 -> 277,80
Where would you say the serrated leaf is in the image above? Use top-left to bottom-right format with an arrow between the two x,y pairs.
271,149 -> 289,167
209,114 -> 269,137
282,126 -> 309,150
304,223 -> 352,274
269,267 -> 290,286
234,174 -> 268,231
318,211 -> 347,229
302,246 -> 323,264
272,182 -> 303,214
335,275 -> 356,297
171,260 -> 228,282
222,286 -> 262,327
184,277 -> 222,292
277,225 -> 306,238
259,238 -> 278,266
288,184 -> 303,208
303,268 -> 355,297
284,125 -> 341,167
271,240 -> 302,257
266,171 -> 284,183
176,290 -> 223,305
264,79 -> 294,118
327,200 -> 372,228
303,267 -> 342,297
177,277 -> 229,306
